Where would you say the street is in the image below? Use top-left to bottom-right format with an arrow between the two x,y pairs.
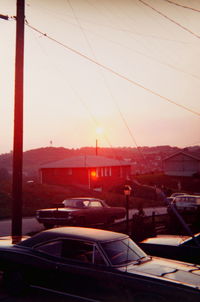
0,206 -> 167,236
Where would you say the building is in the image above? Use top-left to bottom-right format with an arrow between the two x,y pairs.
40,155 -> 131,190
163,151 -> 200,176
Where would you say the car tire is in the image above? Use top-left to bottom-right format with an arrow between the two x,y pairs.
3,271 -> 29,296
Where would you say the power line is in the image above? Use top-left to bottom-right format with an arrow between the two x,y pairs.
164,0 -> 200,13
138,0 -> 200,40
66,0 -> 148,167
65,0 -> 145,167
26,22 -> 200,118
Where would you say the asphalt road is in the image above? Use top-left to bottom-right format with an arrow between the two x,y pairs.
0,206 -> 167,236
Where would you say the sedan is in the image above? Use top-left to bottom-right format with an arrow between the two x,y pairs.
0,227 -> 200,302
36,197 -> 125,228
139,233 -> 200,265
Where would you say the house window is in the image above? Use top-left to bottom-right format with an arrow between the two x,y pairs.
96,168 -> 100,177
105,167 -> 108,176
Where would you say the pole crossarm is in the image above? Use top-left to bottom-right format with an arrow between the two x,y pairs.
0,14 -> 9,20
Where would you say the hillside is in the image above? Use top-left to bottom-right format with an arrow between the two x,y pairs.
0,145 -> 199,178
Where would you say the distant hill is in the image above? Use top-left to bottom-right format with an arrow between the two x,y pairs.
0,145 -> 199,178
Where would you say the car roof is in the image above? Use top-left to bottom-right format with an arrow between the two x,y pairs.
64,197 -> 102,200
19,227 -> 128,247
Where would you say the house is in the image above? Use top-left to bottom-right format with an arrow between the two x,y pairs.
40,155 -> 131,190
163,151 -> 200,176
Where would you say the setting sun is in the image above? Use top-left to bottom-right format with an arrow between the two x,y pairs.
96,127 -> 103,135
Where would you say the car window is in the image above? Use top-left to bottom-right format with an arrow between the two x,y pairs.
62,239 -> 94,263
94,246 -> 107,266
83,200 -> 90,207
102,238 -> 147,265
89,201 -> 103,207
35,240 -> 63,257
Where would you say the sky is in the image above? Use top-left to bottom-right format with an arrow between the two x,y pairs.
0,0 -> 200,155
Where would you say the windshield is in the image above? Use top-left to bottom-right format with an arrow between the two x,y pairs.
101,238 -> 147,265
63,199 -> 86,208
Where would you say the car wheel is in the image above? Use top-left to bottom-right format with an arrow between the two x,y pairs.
3,271 -> 29,296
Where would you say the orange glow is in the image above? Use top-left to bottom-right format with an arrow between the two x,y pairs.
90,171 -> 97,178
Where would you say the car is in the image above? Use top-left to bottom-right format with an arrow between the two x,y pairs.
139,232 -> 200,265
170,192 -> 187,198
0,227 -> 200,301
171,195 -> 200,213
36,197 -> 126,228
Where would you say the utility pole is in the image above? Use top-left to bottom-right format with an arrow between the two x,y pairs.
12,0 -> 25,239
95,139 -> 98,156
124,185 -> 132,235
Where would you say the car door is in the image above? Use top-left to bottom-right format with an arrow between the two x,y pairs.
30,239 -> 64,289
86,200 -> 106,224
56,238 -> 120,301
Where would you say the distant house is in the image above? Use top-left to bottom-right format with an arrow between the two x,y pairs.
40,155 -> 131,190
163,151 -> 200,176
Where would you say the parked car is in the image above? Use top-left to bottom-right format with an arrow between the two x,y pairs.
171,195 -> 200,213
36,197 -> 125,228
139,232 -> 200,264
0,227 -> 200,301
164,193 -> 187,206
170,192 -> 187,198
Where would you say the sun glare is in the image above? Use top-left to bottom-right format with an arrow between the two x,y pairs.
96,127 -> 103,135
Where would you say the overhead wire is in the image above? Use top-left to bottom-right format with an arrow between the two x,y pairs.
65,0 -> 117,153
25,21 -> 200,118
138,0 -> 200,40
163,0 -> 200,12
65,0 -> 147,167
81,0 -> 200,81
67,0 -> 148,165
26,20 -> 122,160
25,3 -> 200,82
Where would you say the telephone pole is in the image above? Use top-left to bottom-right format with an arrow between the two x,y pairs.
12,0 -> 25,238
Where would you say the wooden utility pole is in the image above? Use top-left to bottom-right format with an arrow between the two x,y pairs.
12,0 -> 25,238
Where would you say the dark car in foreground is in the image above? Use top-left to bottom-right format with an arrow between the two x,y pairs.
139,233 -> 200,265
0,227 -> 200,302
36,197 -> 125,228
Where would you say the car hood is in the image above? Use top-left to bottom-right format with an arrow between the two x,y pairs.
118,257 -> 200,289
38,208 -> 80,212
140,235 -> 189,246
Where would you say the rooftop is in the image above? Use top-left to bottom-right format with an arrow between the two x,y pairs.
40,155 -> 131,168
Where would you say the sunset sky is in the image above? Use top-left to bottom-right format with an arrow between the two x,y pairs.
0,0 -> 200,154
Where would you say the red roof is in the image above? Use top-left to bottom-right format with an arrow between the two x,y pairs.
41,155 -> 130,169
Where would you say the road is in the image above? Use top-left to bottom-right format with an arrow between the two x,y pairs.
0,206 -> 167,236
